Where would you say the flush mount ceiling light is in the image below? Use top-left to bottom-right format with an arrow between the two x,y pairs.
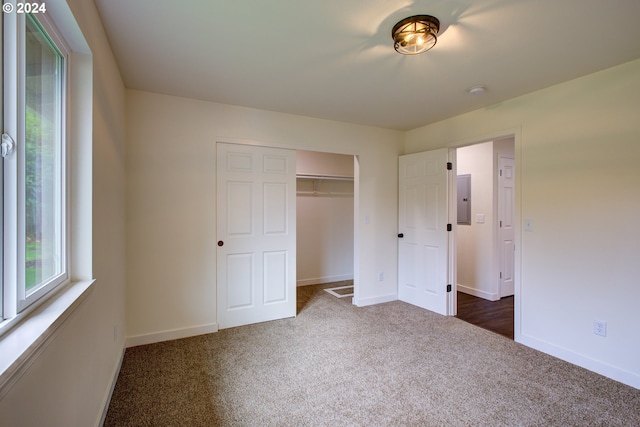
467,85 -> 487,95
392,15 -> 440,55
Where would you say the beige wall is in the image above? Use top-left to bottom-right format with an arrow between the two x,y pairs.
0,0 -> 127,425
405,59 -> 640,388
125,90 -> 403,343
297,150 -> 354,177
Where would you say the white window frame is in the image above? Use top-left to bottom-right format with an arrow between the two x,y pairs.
2,1 -> 71,320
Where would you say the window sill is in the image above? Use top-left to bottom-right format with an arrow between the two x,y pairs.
0,279 -> 95,399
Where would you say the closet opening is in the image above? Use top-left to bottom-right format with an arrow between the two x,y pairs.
295,150 -> 355,311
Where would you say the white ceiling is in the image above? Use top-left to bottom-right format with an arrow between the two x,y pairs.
94,0 -> 640,131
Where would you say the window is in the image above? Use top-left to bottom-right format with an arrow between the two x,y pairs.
0,0 -> 93,387
2,7 -> 69,321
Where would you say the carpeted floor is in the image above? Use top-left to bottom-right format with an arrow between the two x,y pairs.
104,282 -> 640,426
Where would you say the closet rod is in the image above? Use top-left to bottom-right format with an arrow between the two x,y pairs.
296,191 -> 354,197
296,174 -> 354,181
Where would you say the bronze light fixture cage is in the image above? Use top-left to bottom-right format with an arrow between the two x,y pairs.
392,15 -> 440,55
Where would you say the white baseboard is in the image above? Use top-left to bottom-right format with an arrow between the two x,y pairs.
353,293 -> 397,307
297,274 -> 353,287
97,347 -> 125,427
518,333 -> 640,390
457,284 -> 499,301
125,323 -> 219,348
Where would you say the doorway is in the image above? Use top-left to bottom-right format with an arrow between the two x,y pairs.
296,150 -> 355,308
217,143 -> 359,329
455,137 -> 515,338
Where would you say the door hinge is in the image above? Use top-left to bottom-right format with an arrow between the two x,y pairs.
500,272 -> 502,279
1,133 -> 16,158
447,223 -> 452,232
500,169 -> 503,177
446,162 -> 452,170
447,284 -> 452,292
500,220 -> 502,227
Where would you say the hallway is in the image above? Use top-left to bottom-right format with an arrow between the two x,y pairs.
456,292 -> 514,339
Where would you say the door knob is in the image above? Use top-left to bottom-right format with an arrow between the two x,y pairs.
398,233 -> 404,238
218,241 -> 224,247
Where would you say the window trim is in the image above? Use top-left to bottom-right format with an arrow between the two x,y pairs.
3,2 -> 20,320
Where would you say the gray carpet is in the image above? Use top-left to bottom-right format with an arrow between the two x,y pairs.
104,283 -> 640,426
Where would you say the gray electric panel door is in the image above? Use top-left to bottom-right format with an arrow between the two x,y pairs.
457,174 -> 471,225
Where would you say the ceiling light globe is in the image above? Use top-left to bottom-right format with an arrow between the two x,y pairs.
392,15 -> 440,55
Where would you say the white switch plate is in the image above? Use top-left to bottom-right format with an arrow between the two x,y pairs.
476,214 -> 485,224
524,219 -> 534,232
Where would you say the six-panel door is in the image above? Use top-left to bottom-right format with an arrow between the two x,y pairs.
217,143 -> 296,329
398,148 -> 451,315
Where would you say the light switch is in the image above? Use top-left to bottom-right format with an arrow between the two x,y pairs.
524,219 -> 534,232
475,214 -> 485,224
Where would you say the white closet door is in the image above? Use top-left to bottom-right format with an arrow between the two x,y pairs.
217,143 -> 296,329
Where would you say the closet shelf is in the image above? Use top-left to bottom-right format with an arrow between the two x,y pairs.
296,174 -> 354,182
297,173 -> 354,197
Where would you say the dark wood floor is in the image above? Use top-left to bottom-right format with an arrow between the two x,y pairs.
456,292 -> 514,339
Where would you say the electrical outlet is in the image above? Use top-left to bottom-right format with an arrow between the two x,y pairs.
593,320 -> 607,337
378,272 -> 384,282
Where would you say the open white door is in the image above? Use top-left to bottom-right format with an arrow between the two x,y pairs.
217,142 -> 296,329
498,155 -> 515,297
398,148 -> 455,315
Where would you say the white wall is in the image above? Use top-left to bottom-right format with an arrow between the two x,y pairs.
125,90 -> 403,343
0,0 -> 127,425
405,59 -> 640,388
297,151 -> 354,286
456,142 -> 495,299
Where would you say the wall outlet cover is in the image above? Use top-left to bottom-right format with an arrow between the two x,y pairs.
593,320 -> 607,337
